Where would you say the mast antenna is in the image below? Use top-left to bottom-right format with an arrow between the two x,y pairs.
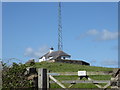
58,2 -> 63,51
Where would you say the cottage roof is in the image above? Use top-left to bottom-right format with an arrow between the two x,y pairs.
40,50 -> 71,60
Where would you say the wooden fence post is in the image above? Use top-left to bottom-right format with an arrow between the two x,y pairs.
0,61 -> 2,89
47,70 -> 50,88
38,68 -> 48,89
118,70 -> 120,89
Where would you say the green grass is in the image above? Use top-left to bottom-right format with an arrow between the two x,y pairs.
50,83 -> 61,88
89,75 -> 111,80
71,83 -> 98,88
33,62 -> 113,72
50,75 -> 111,88
32,62 -> 113,88
50,83 -> 98,88
98,83 -> 111,88
50,82 -> 111,88
51,75 -> 79,81
53,75 -> 111,81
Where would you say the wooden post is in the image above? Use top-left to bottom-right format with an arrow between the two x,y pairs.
34,76 -> 38,88
0,61 -> 2,89
47,70 -> 50,88
38,68 -> 47,90
118,70 -> 120,89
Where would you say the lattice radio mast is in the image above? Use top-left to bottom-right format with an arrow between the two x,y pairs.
58,2 -> 63,51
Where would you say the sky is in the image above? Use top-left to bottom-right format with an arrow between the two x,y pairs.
2,2 -> 118,68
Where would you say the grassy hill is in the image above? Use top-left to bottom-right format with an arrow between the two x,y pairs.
33,61 -> 114,72
32,62 -> 114,88
2,61 -> 115,89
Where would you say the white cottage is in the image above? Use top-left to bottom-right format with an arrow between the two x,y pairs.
39,48 -> 71,62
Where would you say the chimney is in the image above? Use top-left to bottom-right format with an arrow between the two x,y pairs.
49,47 -> 54,53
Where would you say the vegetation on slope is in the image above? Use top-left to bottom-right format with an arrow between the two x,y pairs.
33,61 -> 114,72
2,62 -> 33,88
2,61 -> 114,88
53,75 -> 111,81
33,62 -> 113,88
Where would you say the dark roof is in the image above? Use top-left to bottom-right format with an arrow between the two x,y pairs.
40,51 -> 71,60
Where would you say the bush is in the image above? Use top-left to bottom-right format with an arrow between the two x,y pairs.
2,62 -> 33,88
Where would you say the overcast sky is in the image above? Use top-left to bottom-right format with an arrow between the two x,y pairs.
2,2 -> 118,68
